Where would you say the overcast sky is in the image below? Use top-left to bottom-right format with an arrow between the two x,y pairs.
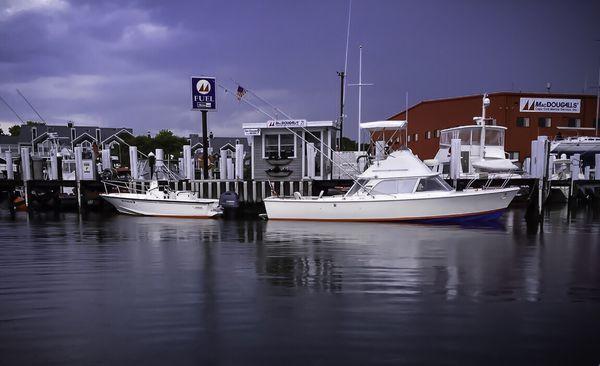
0,0 -> 599,138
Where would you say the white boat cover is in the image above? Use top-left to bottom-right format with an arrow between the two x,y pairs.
358,150 -> 437,179
550,137 -> 600,153
472,159 -> 518,172
360,120 -> 407,131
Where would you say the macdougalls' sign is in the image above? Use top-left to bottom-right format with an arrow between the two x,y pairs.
191,76 -> 216,111
244,128 -> 261,136
519,98 -> 581,113
266,119 -> 307,128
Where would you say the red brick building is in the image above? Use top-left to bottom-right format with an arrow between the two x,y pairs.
388,92 -> 598,161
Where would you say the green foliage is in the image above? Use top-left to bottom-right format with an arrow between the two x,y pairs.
152,130 -> 188,159
124,130 -> 189,160
339,137 -> 356,151
8,125 -> 21,136
339,137 -> 370,152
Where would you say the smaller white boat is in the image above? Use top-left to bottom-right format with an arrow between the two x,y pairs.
100,181 -> 222,218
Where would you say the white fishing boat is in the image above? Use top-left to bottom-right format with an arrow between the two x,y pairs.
429,95 -> 520,178
100,181 -> 222,218
263,121 -> 519,222
550,133 -> 600,154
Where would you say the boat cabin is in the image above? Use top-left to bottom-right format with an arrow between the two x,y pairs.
432,122 -> 513,175
242,119 -> 339,180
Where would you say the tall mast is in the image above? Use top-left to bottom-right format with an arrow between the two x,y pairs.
357,45 -> 363,152
349,45 -> 373,152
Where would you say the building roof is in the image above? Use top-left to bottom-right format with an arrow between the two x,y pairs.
0,134 -> 25,145
388,91 -> 598,120
189,134 -> 250,152
241,120 -> 337,129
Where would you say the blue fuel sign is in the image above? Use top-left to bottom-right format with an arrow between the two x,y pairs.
191,76 -> 216,111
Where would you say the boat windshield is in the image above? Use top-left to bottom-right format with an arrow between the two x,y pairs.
415,176 -> 452,192
346,179 -> 370,196
371,178 -> 418,195
485,129 -> 504,146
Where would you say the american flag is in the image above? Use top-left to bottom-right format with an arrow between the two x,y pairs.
236,85 -> 247,100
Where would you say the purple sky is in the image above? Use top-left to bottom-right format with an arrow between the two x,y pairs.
0,0 -> 599,139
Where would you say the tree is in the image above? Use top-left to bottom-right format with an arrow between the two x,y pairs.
0,128 -> 4,135
8,125 -> 21,136
153,129 -> 188,159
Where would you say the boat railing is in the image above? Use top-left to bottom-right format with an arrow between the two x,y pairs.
464,173 -> 514,190
102,180 -> 172,195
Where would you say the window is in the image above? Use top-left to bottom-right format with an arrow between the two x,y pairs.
426,131 -> 432,139
415,176 -> 452,192
414,133 -> 419,142
435,129 -> 441,138
263,133 -> 296,159
508,152 -> 520,160
407,134 -> 411,143
568,118 -> 581,128
471,128 -> 481,145
538,117 -> 551,128
372,178 -> 418,195
346,179 -> 370,196
485,129 -> 504,146
440,131 -> 450,146
516,117 -> 530,127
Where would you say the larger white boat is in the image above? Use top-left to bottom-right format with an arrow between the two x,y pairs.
100,181 -> 222,218
429,95 -> 519,178
264,121 -> 519,222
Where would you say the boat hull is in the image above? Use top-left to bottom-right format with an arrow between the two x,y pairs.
100,194 -> 221,218
263,188 -> 519,222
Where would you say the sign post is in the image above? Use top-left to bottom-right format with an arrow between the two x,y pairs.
191,76 -> 216,179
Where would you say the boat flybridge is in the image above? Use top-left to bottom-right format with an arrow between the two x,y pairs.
428,95 -> 520,179
263,120 -> 519,222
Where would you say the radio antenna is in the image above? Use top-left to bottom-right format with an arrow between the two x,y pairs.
16,89 -> 46,123
0,94 -> 25,123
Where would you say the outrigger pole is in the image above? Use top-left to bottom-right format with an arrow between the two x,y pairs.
220,81 -> 363,176
16,89 -> 46,123
0,94 -> 25,123
217,83 -> 370,193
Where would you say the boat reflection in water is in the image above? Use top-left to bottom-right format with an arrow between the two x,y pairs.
2,206 -> 600,365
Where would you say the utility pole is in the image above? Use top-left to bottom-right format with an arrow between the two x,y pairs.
337,71 -> 345,150
593,40 -> 600,136
202,110 -> 209,179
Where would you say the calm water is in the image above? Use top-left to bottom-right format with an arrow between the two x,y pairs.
1,206 -> 599,365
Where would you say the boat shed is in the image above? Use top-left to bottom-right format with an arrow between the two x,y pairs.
242,119 -> 339,181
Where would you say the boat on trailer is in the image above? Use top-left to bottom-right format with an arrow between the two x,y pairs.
264,120 -> 519,222
100,181 -> 222,218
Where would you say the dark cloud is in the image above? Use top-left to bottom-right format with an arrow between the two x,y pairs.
0,0 -> 598,138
